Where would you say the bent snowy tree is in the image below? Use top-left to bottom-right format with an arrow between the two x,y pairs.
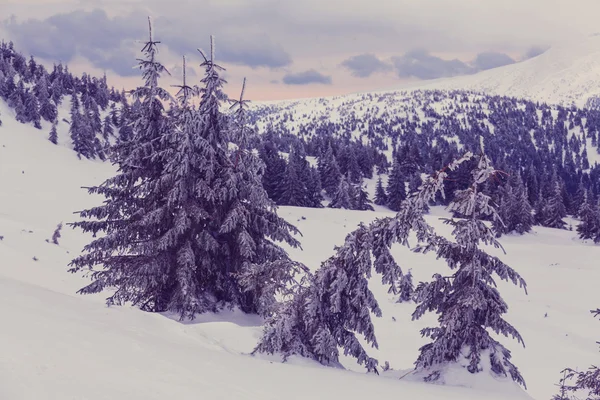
255,139 -> 527,387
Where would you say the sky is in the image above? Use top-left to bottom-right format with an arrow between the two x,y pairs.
1,0 -> 599,101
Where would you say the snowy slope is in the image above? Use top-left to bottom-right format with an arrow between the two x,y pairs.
405,35 -> 600,107
1,99 -> 599,400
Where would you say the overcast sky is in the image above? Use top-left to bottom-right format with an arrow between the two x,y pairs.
1,0 -> 598,100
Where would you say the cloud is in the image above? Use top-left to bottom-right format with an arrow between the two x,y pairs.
3,8 -> 293,76
340,54 -> 391,78
391,49 -> 474,80
282,69 -> 332,85
523,45 -> 549,60
170,63 -> 198,81
472,52 -> 515,71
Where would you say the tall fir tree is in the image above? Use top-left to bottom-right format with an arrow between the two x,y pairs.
386,158 -> 407,211
543,181 -> 567,229
576,191 -> 600,243
374,176 -> 387,206
329,174 -> 354,209
318,142 -> 342,197
412,143 -> 527,387
70,30 -> 303,319
353,180 -> 374,211
48,120 -> 58,144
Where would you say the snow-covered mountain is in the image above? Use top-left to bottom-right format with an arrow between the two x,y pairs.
404,35 -> 600,107
2,94 -> 600,400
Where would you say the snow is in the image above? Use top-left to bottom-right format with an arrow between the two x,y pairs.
1,98 -> 599,400
401,35 -> 600,107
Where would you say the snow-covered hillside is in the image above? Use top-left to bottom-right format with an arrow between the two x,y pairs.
405,35 -> 600,107
1,95 -> 600,400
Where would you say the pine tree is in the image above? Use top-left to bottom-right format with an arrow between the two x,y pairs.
69,94 -> 96,159
259,139 -> 286,203
354,180 -> 374,211
254,150 -> 478,373
37,74 -> 58,122
576,191 -> 600,243
23,89 -> 42,129
386,159 -> 406,211
493,175 -> 533,236
68,18 -> 178,311
512,176 -> 534,234
543,182 -> 567,229
318,142 -> 342,197
329,175 -> 354,209
51,223 -> 62,245
48,120 -> 58,144
374,176 -> 387,206
102,115 -> 114,141
70,30 -> 302,319
397,269 -> 414,303
280,152 -> 307,207
412,143 -> 527,387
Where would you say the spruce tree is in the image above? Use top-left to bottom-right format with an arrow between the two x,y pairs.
254,150 -> 479,372
397,269 -> 414,303
543,182 -> 567,229
318,142 -> 342,197
493,175 -> 533,236
329,175 -> 354,209
280,152 -> 307,207
259,140 -> 286,203
577,191 -> 600,243
374,176 -> 387,206
69,18 -> 173,311
70,30 -> 302,319
37,74 -> 58,122
386,158 -> 406,211
48,120 -> 58,144
354,180 -> 374,211
102,115 -> 113,142
412,144 -> 527,387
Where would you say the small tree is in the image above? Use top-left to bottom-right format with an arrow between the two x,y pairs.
48,120 -> 58,145
329,175 -> 354,209
353,181 -> 374,211
412,144 -> 527,387
51,223 -> 62,245
318,142 -> 342,197
374,176 -> 387,206
577,191 -> 600,243
386,158 -> 406,211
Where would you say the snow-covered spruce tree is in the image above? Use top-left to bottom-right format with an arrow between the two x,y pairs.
543,181 -> 567,229
70,32 -> 303,320
387,158 -> 407,211
279,150 -> 308,207
318,142 -> 342,197
227,76 -> 308,315
37,74 -> 58,122
412,142 -> 527,387
374,176 -> 387,206
23,88 -> 42,129
354,180 -> 374,211
68,18 -> 176,311
397,269 -> 414,303
329,174 -> 354,209
254,151 -> 476,372
48,120 -> 58,144
493,175 -> 533,237
577,191 -> 600,243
